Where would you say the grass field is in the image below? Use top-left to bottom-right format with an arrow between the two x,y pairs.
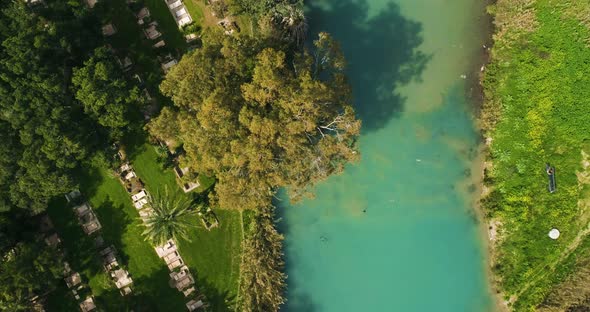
126,136 -> 243,311
46,144 -> 242,311
46,159 -> 186,311
178,210 -> 243,311
482,0 -> 590,309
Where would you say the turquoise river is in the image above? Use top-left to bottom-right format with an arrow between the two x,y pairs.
279,0 -> 495,311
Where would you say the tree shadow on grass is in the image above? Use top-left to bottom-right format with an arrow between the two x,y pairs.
195,277 -> 236,312
93,198 -> 133,264
46,197 -> 102,278
306,0 -> 430,133
76,165 -> 105,204
130,267 -> 187,312
123,127 -> 150,161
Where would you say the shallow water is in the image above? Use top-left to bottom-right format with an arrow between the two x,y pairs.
279,0 -> 494,311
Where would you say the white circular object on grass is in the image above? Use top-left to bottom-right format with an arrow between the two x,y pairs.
549,229 -> 560,240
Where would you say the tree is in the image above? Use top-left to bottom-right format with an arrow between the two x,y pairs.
142,189 -> 194,246
237,206 -> 286,311
0,240 -> 64,311
158,31 -> 360,210
0,1 -> 105,213
229,0 -> 279,16
145,106 -> 180,144
0,122 -> 18,213
72,47 -> 140,139
270,1 -> 307,46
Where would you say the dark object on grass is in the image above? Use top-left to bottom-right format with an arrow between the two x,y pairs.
546,163 -> 556,193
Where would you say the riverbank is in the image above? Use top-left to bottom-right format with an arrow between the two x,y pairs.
460,4 -> 509,310
480,0 -> 590,310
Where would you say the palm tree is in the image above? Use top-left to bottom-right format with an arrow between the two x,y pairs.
271,2 -> 308,46
141,188 -> 194,246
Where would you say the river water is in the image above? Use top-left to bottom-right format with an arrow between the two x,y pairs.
279,0 -> 494,311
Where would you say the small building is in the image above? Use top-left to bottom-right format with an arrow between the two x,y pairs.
136,7 -> 150,25
24,0 -> 45,7
85,0 -> 98,9
165,0 -> 193,28
185,33 -> 197,43
79,297 -> 96,312
65,189 -> 81,203
173,166 -> 200,193
186,299 -> 204,311
153,40 -> 166,48
65,272 -> 81,288
116,56 -> 133,72
161,59 -> 178,73
143,22 -> 161,40
102,23 -> 117,36
44,233 -> 61,247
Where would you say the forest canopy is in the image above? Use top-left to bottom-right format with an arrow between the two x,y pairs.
152,31 -> 361,210
0,1 -> 133,214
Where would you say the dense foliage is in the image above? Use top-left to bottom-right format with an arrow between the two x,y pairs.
237,207 -> 286,311
482,0 -> 590,310
72,46 -> 140,139
229,0 -> 307,45
0,214 -> 63,311
0,1 -> 128,214
154,30 -> 360,211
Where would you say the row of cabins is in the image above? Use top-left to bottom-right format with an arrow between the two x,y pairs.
118,161 -> 207,311
39,211 -> 98,312
68,191 -> 135,297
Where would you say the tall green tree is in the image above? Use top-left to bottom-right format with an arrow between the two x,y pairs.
72,47 -> 139,139
158,31 -> 360,210
269,1 -> 307,45
0,1 -> 105,213
145,106 -> 180,144
0,239 -> 64,311
230,0 -> 306,45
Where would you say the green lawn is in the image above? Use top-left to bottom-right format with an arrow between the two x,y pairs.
178,210 -> 243,311
483,0 -> 590,309
126,136 -> 243,311
144,0 -> 189,51
184,0 -> 205,27
46,160 -> 186,311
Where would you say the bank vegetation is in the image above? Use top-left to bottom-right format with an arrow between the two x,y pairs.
482,0 -> 590,310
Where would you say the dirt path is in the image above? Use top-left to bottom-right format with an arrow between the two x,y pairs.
509,224 -> 590,304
